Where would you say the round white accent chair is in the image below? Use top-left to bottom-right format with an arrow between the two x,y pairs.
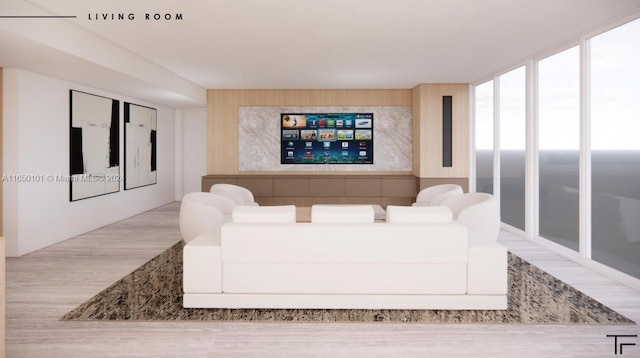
210,183 -> 260,206
440,192 -> 500,243
179,192 -> 229,244
412,184 -> 463,206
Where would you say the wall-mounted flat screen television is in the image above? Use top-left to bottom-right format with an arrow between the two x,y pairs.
280,113 -> 373,164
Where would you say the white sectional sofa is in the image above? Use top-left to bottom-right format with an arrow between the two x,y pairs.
183,204 -> 508,310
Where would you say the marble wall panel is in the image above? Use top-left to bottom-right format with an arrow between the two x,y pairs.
238,106 -> 412,172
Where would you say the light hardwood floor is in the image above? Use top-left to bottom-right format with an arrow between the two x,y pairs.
5,202 -> 640,358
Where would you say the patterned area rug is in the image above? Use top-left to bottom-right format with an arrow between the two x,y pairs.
61,241 -> 635,324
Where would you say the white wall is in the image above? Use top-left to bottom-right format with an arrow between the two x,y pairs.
181,109 -> 207,196
2,68 -> 176,256
174,108 -> 206,200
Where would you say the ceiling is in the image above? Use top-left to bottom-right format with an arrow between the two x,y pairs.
1,0 -> 639,108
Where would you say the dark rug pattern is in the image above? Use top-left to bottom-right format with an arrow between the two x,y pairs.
60,241 -> 635,324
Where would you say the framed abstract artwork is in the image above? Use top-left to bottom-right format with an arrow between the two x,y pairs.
124,102 -> 157,190
69,90 -> 120,201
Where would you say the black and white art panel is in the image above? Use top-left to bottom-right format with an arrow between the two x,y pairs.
124,102 -> 157,190
69,90 -> 120,201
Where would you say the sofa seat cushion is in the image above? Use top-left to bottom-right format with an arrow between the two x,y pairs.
221,222 -> 468,264
232,205 -> 296,223
311,205 -> 375,223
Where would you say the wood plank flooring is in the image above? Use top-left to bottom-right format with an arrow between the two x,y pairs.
5,202 -> 640,357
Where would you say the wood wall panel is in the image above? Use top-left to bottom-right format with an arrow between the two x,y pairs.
237,178 -> 274,197
1,237 -> 4,358
412,86 -> 424,177
309,178 -> 345,197
0,67 -> 3,358
255,196 -> 414,207
344,178 -> 381,197
1,68 -> 3,237
207,89 -> 412,175
273,177 -> 310,197
412,84 -> 469,179
202,175 -> 416,207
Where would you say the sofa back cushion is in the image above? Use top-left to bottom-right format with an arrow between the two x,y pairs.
221,223 -> 468,264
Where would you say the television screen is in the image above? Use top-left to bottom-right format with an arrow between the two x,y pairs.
281,113 -> 373,164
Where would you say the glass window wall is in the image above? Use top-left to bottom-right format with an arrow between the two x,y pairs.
499,67 -> 527,231
538,46 -> 580,251
475,81 -> 494,194
590,19 -> 640,279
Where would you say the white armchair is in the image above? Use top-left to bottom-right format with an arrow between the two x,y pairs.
210,183 -> 260,206
179,192 -> 227,244
412,184 -> 463,206
440,192 -> 500,243
190,192 -> 237,216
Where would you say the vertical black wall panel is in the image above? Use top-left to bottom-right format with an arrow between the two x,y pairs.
109,100 -> 120,168
442,96 -> 453,167
69,127 -> 84,175
150,130 -> 157,172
